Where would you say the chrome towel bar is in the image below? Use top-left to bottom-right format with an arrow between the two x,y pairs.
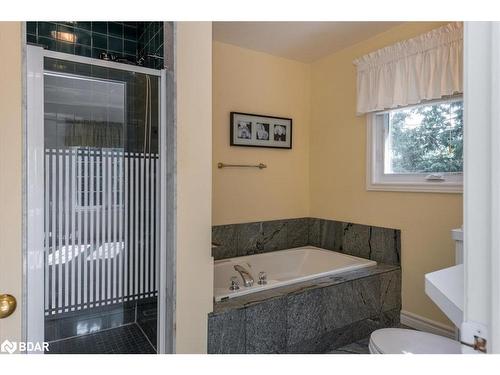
217,162 -> 267,169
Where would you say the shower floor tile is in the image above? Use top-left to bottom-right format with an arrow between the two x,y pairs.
47,323 -> 156,354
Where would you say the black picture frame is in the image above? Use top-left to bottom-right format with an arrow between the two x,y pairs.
230,111 -> 293,149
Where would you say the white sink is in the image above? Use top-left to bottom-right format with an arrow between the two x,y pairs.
425,264 -> 464,327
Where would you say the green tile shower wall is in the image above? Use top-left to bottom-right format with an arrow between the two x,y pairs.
137,22 -> 165,70
26,22 -> 164,70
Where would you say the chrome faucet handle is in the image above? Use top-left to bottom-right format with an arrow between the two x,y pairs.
258,272 -> 267,285
229,276 -> 240,291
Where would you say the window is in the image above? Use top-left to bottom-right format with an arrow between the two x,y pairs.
75,147 -> 124,209
367,97 -> 463,193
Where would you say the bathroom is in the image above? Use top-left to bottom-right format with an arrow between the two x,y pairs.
0,4 -> 500,369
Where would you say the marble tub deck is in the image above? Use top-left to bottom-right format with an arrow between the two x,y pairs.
209,263 -> 401,354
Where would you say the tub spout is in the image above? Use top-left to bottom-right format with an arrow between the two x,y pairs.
234,265 -> 254,287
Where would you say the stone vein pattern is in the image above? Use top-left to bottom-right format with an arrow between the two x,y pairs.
208,265 -> 401,354
212,217 -> 401,265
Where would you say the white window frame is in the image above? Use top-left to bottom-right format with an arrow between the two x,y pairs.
366,97 -> 463,193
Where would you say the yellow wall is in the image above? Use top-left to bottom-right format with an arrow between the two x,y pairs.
0,22 -> 23,346
212,41 -> 310,225
175,22 -> 214,353
212,22 -> 462,327
309,22 -> 462,326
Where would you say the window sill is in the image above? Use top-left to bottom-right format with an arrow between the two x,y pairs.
366,180 -> 463,194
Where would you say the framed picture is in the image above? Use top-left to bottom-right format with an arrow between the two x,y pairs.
230,112 -> 292,149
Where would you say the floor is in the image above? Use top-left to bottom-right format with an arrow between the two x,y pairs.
330,337 -> 371,354
47,323 -> 156,354
329,324 -> 413,354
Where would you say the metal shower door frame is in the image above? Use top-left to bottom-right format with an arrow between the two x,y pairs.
24,44 -> 172,353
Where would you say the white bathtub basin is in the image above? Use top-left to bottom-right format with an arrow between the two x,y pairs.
214,246 -> 376,301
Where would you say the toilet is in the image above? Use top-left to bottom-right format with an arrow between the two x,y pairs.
368,328 -> 473,354
369,228 -> 479,354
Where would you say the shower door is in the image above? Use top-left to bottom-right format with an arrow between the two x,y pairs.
26,45 -> 169,354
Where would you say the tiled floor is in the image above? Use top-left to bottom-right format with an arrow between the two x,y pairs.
47,323 -> 156,354
329,325 -> 414,354
330,337 -> 371,354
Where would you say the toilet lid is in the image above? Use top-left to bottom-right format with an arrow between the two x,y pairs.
369,328 -> 469,354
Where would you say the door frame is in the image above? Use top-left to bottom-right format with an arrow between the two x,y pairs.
462,21 -> 500,353
24,40 -> 175,353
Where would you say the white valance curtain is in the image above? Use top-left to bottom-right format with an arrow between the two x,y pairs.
353,22 -> 463,114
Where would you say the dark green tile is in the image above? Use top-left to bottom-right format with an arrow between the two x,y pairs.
108,36 -> 123,53
38,22 -> 57,38
156,43 -> 163,56
75,44 -> 92,57
154,32 -> 161,51
124,25 -> 136,41
124,40 -> 136,55
92,33 -> 107,49
27,22 -> 37,35
108,22 -> 123,38
27,34 -> 37,45
38,36 -> 56,50
91,21 -> 107,34
56,41 -> 75,54
74,21 -> 91,30
75,28 -> 91,46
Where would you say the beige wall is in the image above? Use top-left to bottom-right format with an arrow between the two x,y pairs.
212,22 -> 462,327
212,41 -> 310,225
0,22 -> 23,345
175,22 -> 214,353
309,22 -> 462,326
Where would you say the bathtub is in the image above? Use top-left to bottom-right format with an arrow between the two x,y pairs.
214,246 -> 376,301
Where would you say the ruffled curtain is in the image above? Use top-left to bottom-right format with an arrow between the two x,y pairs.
353,22 -> 463,115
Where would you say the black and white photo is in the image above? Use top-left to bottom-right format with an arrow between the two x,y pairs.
256,122 -> 270,140
237,120 -> 252,139
230,112 -> 292,149
273,124 -> 286,142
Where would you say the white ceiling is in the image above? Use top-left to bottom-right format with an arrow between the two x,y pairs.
213,22 -> 403,63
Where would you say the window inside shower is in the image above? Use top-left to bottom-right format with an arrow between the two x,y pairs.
41,56 -> 161,354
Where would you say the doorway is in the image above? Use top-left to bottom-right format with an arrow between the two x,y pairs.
25,44 -> 172,354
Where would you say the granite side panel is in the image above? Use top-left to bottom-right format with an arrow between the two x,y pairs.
245,298 -> 287,353
212,224 -> 239,259
286,287 -> 325,346
213,218 -> 400,264
308,218 -> 342,250
370,226 -> 401,265
261,220 -> 288,252
212,218 -> 309,260
209,268 -> 401,354
380,269 -> 402,312
286,274 -> 381,348
311,218 -> 401,266
342,223 -> 372,259
207,308 -> 245,354
286,218 -> 309,249
286,308 -> 401,353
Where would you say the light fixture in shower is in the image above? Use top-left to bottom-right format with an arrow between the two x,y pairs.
51,30 -> 76,43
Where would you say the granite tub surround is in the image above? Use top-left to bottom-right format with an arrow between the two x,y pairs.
208,265 -> 401,354
212,218 -> 400,265
212,218 -> 309,260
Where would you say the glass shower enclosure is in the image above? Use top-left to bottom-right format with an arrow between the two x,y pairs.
26,45 -> 168,354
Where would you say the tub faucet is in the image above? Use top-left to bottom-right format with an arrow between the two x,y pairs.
234,265 -> 254,287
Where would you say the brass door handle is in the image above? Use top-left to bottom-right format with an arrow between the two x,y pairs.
0,294 -> 17,319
